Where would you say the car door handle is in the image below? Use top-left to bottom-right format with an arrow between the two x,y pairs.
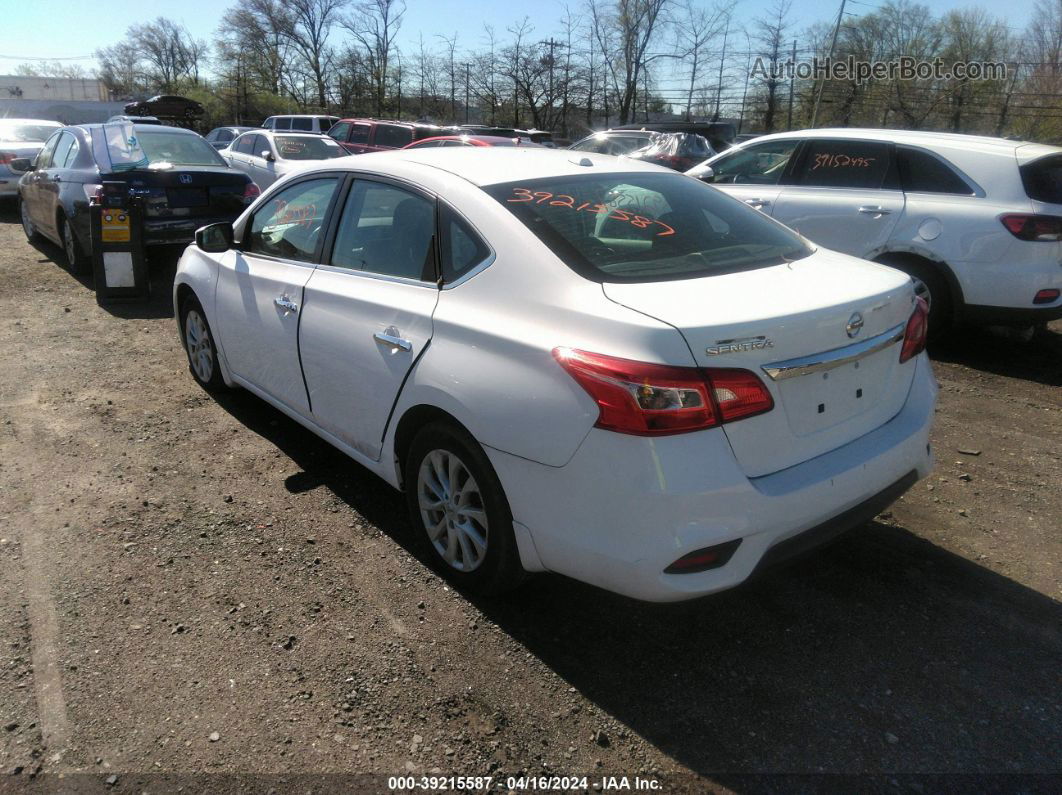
274,296 -> 298,314
858,205 -> 891,215
744,198 -> 769,208
373,331 -> 412,352
53,175 -> 62,183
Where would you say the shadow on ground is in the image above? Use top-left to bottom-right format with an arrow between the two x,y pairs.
929,323 -> 1062,387
210,387 -> 1062,781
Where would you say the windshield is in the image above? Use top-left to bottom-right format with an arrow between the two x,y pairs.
485,173 -> 812,283
275,135 -> 346,160
0,123 -> 60,142
137,131 -> 226,166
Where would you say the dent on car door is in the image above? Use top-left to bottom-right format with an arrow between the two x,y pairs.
770,139 -> 904,255
213,176 -> 342,414
298,178 -> 441,461
700,139 -> 801,213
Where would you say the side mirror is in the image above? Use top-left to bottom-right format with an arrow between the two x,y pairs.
195,222 -> 234,253
687,164 -> 714,181
262,150 -> 275,162
11,158 -> 35,173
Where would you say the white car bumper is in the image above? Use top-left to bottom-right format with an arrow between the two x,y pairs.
487,354 -> 938,602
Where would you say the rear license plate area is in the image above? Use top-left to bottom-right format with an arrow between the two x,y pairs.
776,350 -> 894,436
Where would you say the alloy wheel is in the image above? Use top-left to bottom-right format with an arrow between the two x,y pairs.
184,309 -> 215,383
63,220 -> 78,265
20,200 -> 35,239
416,449 -> 489,572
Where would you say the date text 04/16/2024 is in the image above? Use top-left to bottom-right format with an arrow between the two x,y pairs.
387,775 -> 662,791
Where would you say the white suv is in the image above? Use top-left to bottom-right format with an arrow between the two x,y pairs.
689,129 -> 1062,333
261,114 -> 340,135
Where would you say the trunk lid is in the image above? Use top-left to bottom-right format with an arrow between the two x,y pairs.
602,249 -> 918,477
108,167 -> 250,218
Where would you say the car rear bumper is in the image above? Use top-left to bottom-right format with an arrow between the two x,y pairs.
963,302 -> 1062,325
486,354 -> 937,602
142,216 -> 240,246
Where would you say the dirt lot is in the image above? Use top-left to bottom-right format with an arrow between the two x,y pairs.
0,204 -> 1059,793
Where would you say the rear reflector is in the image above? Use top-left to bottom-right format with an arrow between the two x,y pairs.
899,297 -> 929,363
1000,213 -> 1062,241
1033,288 -> 1060,304
665,539 -> 742,574
553,348 -> 773,436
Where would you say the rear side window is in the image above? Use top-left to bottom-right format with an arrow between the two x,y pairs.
793,140 -> 892,189
217,129 -> 234,143
485,173 -> 811,283
350,124 -> 371,144
898,147 -> 973,195
1021,155 -> 1062,204
441,205 -> 491,282
374,124 -> 414,149
247,177 -> 339,262
291,117 -> 313,131
274,117 -> 292,130
51,133 -> 76,169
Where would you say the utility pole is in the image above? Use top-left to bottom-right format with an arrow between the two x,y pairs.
713,15 -> 730,122
544,37 -> 557,127
811,0 -> 846,127
787,38 -> 796,130
464,63 -> 471,124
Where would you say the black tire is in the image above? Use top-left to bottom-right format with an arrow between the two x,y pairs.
19,196 -> 40,243
60,213 -> 91,276
404,421 -> 527,596
876,254 -> 952,339
179,296 -> 227,392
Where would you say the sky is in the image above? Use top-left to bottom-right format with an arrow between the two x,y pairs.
1,0 -> 1042,79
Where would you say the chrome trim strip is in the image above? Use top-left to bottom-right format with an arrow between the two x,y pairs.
760,323 -> 905,381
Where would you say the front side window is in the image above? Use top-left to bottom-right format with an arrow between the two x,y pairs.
247,178 -> 339,262
703,140 -> 799,185
330,181 -> 436,281
234,133 -> 255,154
137,131 -> 226,166
274,135 -> 345,160
485,173 -> 811,283
349,124 -> 371,144
373,124 -> 414,149
792,139 -> 892,189
217,130 -> 234,143
328,122 -> 351,142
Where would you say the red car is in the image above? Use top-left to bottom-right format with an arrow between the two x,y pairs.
403,134 -> 541,149
326,119 -> 454,154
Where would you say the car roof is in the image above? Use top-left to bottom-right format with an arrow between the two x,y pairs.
78,123 -> 199,135
257,130 -> 328,137
268,114 -> 335,119
413,135 -> 522,145
296,146 -> 672,187
0,118 -> 62,125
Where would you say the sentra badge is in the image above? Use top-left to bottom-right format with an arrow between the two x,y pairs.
706,336 -> 774,355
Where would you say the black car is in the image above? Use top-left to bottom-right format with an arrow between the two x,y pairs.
124,95 -> 204,119
205,126 -> 258,150
16,124 -> 256,275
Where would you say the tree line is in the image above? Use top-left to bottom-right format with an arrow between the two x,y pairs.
17,0 -> 1062,143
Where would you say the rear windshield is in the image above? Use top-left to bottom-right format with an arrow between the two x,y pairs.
137,131 -> 226,166
0,123 -> 59,142
274,135 -> 345,160
1021,154 -> 1062,204
485,173 -> 812,283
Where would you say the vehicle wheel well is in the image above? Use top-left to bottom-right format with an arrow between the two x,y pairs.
175,283 -> 197,319
392,405 -> 472,490
873,251 -> 963,319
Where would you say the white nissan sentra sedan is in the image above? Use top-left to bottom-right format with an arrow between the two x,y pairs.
173,147 -> 937,602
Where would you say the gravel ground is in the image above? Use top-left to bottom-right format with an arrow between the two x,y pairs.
0,204 -> 1059,793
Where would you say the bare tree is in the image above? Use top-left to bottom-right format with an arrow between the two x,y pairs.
751,0 -> 791,132
284,0 -> 346,109
588,0 -> 671,124
344,0 -> 405,116
672,0 -> 731,121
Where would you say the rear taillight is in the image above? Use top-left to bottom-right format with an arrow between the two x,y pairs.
243,182 -> 261,204
552,347 -> 773,436
1034,288 -> 1060,304
899,297 -> 929,364
1000,213 -> 1062,241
